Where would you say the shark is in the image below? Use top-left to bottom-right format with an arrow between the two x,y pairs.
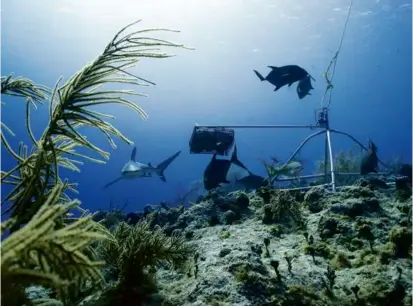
203,145 -> 265,191
103,147 -> 181,189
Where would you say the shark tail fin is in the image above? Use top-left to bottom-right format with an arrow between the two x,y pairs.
156,150 -> 182,182
253,70 -> 266,81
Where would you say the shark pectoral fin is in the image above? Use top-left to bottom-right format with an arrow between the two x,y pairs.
267,66 -> 278,70
103,176 -> 124,189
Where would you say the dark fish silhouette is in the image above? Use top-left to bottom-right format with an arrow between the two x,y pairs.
236,173 -> 267,191
296,75 -> 314,99
203,145 -> 258,191
360,139 -> 379,175
254,65 -> 311,91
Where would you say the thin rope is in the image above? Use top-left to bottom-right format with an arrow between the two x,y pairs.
321,0 -> 354,109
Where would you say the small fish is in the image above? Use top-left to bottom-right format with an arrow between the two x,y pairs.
104,147 -> 181,188
296,75 -> 314,99
203,145 -> 256,191
254,65 -> 311,92
263,159 -> 304,178
360,139 -> 379,175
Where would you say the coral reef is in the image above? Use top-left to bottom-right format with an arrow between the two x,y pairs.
106,177 -> 411,306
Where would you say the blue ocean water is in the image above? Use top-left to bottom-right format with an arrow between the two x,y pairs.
1,0 -> 412,216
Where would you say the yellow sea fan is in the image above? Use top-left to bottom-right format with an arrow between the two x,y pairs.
1,183 -> 112,302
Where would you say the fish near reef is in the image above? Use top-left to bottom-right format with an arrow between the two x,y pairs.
104,147 -> 181,188
263,159 -> 304,178
360,139 -> 379,175
254,65 -> 312,92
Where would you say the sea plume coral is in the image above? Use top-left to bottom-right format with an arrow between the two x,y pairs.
1,183 -> 112,305
1,20 -> 191,230
96,220 -> 194,305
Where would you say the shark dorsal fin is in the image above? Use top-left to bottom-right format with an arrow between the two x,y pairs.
268,66 -> 278,70
231,145 -> 251,173
131,147 -> 137,161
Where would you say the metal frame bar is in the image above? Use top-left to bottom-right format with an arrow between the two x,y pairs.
196,109 -> 390,192
197,124 -> 321,129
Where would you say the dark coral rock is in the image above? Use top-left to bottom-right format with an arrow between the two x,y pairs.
215,192 -> 249,215
208,215 -> 220,226
318,217 -> 339,238
219,248 -> 231,257
304,187 -> 326,213
184,230 -> 194,240
355,177 -> 389,189
389,227 -> 412,258
222,210 -> 237,225
357,224 -> 375,241
340,186 -> 375,199
236,192 -> 250,209
304,187 -> 326,203
143,204 -> 155,216
262,204 -> 273,224
124,212 -> 143,225
395,177 -> 412,202
256,187 -> 272,203
92,211 -> 108,223
330,197 -> 380,217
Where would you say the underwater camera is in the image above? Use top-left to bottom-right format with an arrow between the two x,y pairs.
189,126 -> 235,156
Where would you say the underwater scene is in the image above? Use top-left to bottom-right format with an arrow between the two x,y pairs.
1,0 -> 412,305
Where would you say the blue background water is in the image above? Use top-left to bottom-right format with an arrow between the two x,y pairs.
2,0 -> 412,215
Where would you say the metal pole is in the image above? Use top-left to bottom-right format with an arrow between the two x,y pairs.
279,183 -> 331,191
324,132 -> 329,184
274,173 -> 327,182
196,124 -> 321,129
270,130 -> 327,185
326,129 -> 336,192
336,171 -> 389,176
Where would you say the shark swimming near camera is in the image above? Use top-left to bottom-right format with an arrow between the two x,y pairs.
103,147 -> 181,189
203,145 -> 265,191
